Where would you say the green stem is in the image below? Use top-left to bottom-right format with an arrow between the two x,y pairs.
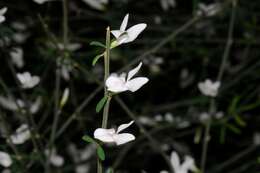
98,27 -> 111,173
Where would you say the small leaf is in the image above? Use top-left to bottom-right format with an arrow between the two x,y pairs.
234,113 -> 246,127
96,96 -> 108,113
92,54 -> 104,66
82,135 -> 95,143
226,124 -> 241,134
194,127 -> 202,144
97,146 -> 105,161
90,41 -> 106,48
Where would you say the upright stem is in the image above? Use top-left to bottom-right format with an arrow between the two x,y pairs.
200,1 -> 237,172
98,27 -> 111,173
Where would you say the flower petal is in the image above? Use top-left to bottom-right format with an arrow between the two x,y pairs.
120,14 -> 129,31
0,7 -> 7,15
127,62 -> 143,81
0,151 -> 12,167
94,128 -> 115,143
170,151 -> 181,171
111,30 -> 122,39
126,77 -> 149,92
106,75 -> 128,93
114,133 -> 135,145
125,23 -> 147,43
117,121 -> 134,133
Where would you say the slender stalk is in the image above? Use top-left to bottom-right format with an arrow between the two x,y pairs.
97,27 -> 111,173
200,1 -> 237,172
46,0 -> 68,172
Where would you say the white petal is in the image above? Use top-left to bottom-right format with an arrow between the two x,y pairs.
125,23 -> 147,43
111,30 -> 122,39
117,121 -> 134,133
127,62 -> 143,81
94,128 -> 115,143
181,156 -> 197,172
50,155 -> 64,167
120,14 -> 129,31
0,16 -> 6,23
0,151 -> 12,167
30,97 -> 42,114
82,0 -> 105,10
0,7 -> 7,15
126,77 -> 149,92
0,96 -> 18,111
114,133 -> 135,145
170,151 -> 181,171
106,75 -> 128,93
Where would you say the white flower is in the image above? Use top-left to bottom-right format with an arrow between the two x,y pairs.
10,124 -> 31,145
198,79 -> 220,97
160,0 -> 176,11
10,47 -> 24,68
82,0 -> 108,11
0,7 -> 7,24
17,72 -> 40,89
76,164 -> 90,173
94,121 -> 135,145
160,151 -> 198,173
45,148 -> 64,167
106,62 -> 149,93
0,152 -> 12,168
111,14 -> 147,45
60,88 -> 70,108
253,133 -> 260,146
196,3 -> 221,17
33,0 -> 55,4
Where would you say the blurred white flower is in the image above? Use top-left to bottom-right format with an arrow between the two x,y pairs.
196,3 -> 221,17
199,112 -> 210,122
10,47 -> 24,69
253,133 -> 260,146
45,148 -> 64,167
33,0 -> 55,4
198,79 -> 220,97
12,33 -> 30,44
0,7 -> 7,24
2,169 -> 11,173
82,0 -> 108,11
160,0 -> 176,11
10,124 -> 31,145
111,14 -> 147,46
160,151 -> 198,173
94,121 -> 135,145
76,164 -> 90,173
0,96 -> 21,111
106,62 -> 149,93
17,72 -> 40,89
57,43 -> 82,52
0,152 -> 12,168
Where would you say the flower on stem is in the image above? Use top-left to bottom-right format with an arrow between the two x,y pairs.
16,72 -> 40,89
9,124 -> 31,145
10,47 -> 24,69
0,151 -> 12,168
198,79 -> 220,97
0,7 -> 7,24
45,148 -> 64,167
106,62 -> 149,93
94,121 -> 135,145
111,14 -> 147,46
160,151 -> 198,173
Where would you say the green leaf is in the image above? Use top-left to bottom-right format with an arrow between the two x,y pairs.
226,124 -> 241,134
234,113 -> 246,127
92,54 -> 104,66
82,135 -> 95,143
90,41 -> 106,48
194,127 -> 202,144
97,146 -> 105,161
96,96 -> 108,113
